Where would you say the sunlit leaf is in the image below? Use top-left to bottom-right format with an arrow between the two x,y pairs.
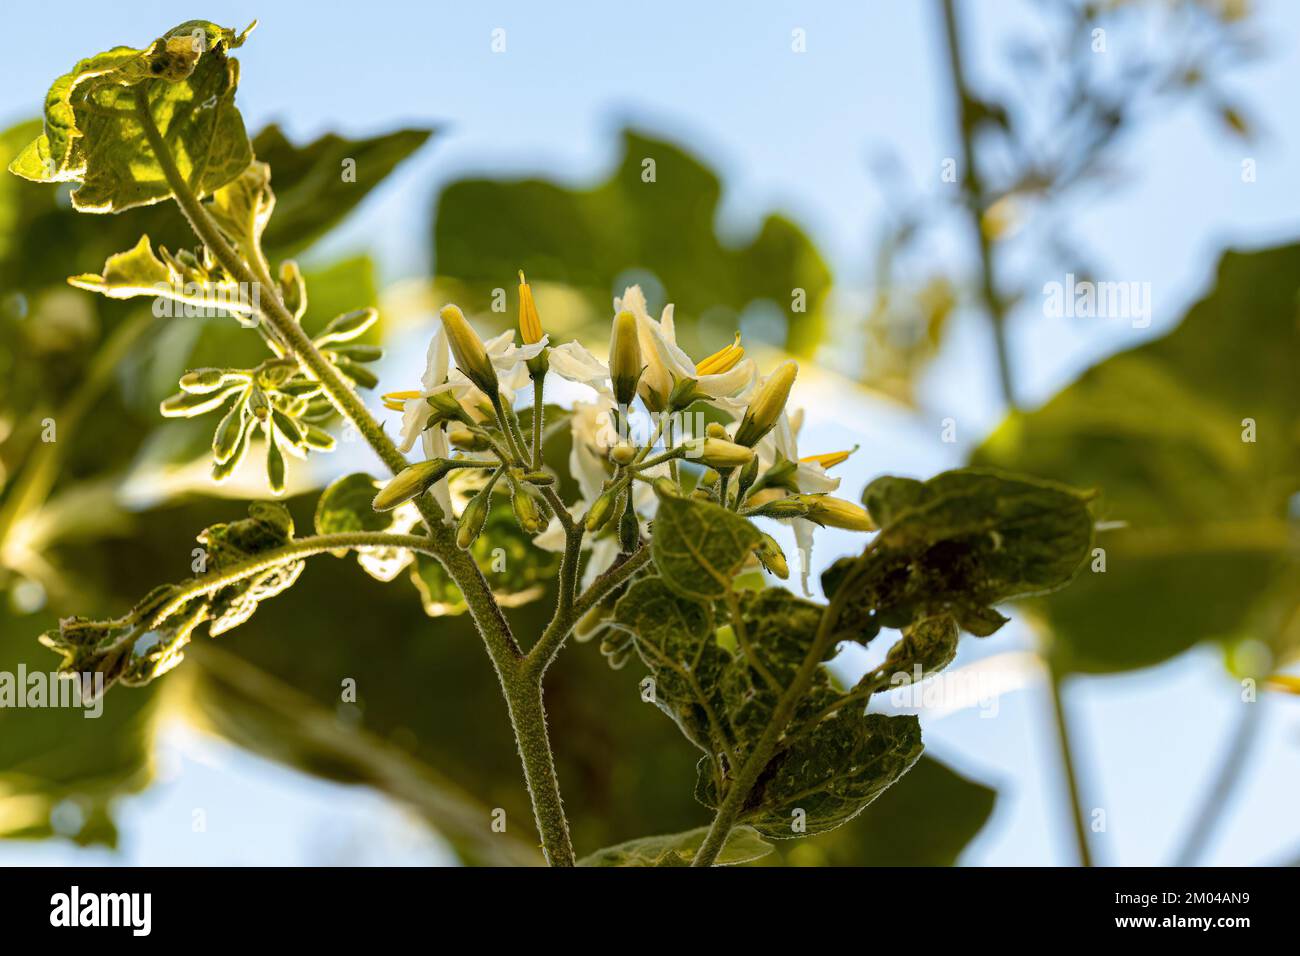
10,21 -> 254,213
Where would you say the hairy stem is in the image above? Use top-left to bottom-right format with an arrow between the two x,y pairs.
501,679 -> 576,865
149,532 -> 441,625
135,96 -> 575,863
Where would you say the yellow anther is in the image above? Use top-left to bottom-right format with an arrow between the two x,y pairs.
800,448 -> 855,470
695,332 -> 744,375
518,270 -> 544,345
382,389 -> 422,411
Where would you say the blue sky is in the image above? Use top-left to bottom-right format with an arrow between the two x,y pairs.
1,0 -> 1297,866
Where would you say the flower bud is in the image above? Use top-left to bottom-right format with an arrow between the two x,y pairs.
652,477 -> 680,499
705,422 -> 729,439
373,458 -> 457,512
798,494 -> 876,531
610,441 -> 637,465
586,485 -> 621,531
517,271 -> 544,345
690,436 -> 755,469
448,427 -> 489,451
522,471 -> 555,485
608,310 -> 642,407
511,481 -> 546,534
619,499 -> 640,552
279,260 -> 308,320
733,360 -> 797,448
456,481 -> 495,549
756,532 -> 789,579
440,304 -> 498,397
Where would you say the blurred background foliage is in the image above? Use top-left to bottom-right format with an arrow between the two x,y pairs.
0,0 -> 1294,865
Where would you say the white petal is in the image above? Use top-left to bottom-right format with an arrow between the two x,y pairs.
697,358 -> 756,399
795,461 -> 841,494
420,326 -> 450,392
424,425 -> 454,521
582,537 -> 621,589
398,398 -> 433,454
548,341 -> 610,390
792,517 -> 817,597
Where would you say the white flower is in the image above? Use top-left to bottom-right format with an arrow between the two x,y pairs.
614,285 -> 755,411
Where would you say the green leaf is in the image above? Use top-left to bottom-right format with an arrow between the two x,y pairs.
973,244 -> 1300,673
614,576 -> 730,754
651,494 -> 762,600
578,824 -> 773,867
10,21 -> 254,213
253,124 -> 433,258
432,129 -> 832,357
700,712 -> 923,839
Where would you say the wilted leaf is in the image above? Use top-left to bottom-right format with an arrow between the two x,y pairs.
10,21 -> 254,213
578,824 -> 772,867
832,468 -> 1094,633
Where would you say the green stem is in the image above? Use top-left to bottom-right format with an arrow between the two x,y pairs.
133,95 -> 577,864
531,374 -> 545,470
1047,666 -> 1094,867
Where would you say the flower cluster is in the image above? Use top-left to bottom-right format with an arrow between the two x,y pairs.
377,274 -> 874,591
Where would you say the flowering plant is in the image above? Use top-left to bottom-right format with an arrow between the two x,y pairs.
11,19 -> 1093,866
